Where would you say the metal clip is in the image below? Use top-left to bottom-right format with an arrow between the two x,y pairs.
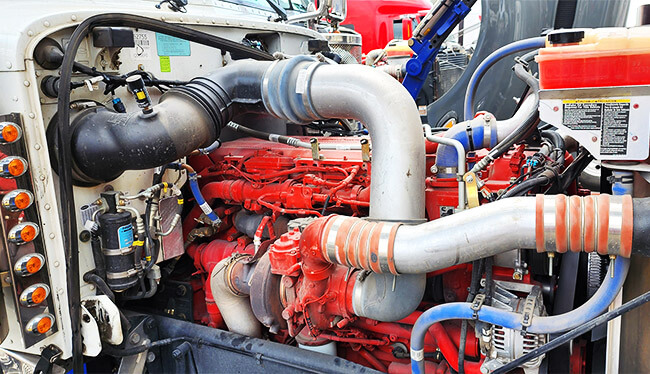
470,294 -> 485,320
310,138 -> 320,160
360,138 -> 370,162
520,286 -> 541,332
463,172 -> 480,209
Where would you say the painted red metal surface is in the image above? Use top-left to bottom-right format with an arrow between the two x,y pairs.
183,135 -> 552,373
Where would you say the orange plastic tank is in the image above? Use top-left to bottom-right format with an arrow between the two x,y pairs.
536,27 -> 650,90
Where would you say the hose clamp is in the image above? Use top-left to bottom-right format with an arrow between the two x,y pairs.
520,286 -> 541,333
470,293 -> 485,320
465,122 -> 475,151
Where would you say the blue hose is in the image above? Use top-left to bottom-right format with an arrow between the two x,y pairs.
463,37 -> 546,120
188,172 -> 221,225
435,121 -> 498,178
410,257 -> 629,373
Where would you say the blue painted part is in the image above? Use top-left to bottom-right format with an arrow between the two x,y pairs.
436,121 -> 486,178
612,171 -> 634,196
402,0 -> 472,98
410,258 -> 630,373
463,37 -> 546,120
188,172 -> 221,224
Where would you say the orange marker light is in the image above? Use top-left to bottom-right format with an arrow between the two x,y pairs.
19,283 -> 50,307
0,122 -> 22,144
0,156 -> 27,178
8,222 -> 39,244
14,253 -> 45,276
26,256 -> 42,273
37,317 -> 52,334
8,158 -> 24,176
2,189 -> 34,211
20,225 -> 36,242
31,286 -> 47,304
25,313 -> 54,335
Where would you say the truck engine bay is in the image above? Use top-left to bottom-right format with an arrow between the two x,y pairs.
0,0 -> 649,373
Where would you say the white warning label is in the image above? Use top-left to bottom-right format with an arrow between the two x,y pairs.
131,31 -> 152,61
562,99 -> 631,156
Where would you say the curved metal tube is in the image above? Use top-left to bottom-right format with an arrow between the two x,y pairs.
262,58 -> 426,221
210,257 -> 261,338
308,194 -> 634,276
424,124 -> 465,211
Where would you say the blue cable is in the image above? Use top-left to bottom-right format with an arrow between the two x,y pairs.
410,257 -> 629,373
463,37 -> 546,120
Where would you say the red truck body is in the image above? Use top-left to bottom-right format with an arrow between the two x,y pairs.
342,0 -> 431,54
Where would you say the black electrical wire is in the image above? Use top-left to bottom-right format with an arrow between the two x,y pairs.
501,175 -> 551,198
554,149 -> 595,193
459,259 -> 484,374
493,288 -> 650,374
57,15 -> 274,371
102,337 -> 192,357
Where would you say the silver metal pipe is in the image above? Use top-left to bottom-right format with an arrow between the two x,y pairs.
393,197 -> 535,273
315,195 -> 632,276
495,94 -> 538,141
424,125 -> 465,211
308,64 -> 426,221
210,257 -> 261,337
262,59 -> 426,222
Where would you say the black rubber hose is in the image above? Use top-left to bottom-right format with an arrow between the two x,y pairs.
540,130 -> 566,165
493,287 -> 650,374
82,272 -> 115,302
554,150 -> 594,193
632,198 -> 650,257
90,233 -> 105,279
57,15 -> 272,370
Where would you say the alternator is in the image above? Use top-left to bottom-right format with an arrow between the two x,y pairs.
479,281 -> 548,374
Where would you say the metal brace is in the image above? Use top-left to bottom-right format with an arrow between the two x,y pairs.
360,138 -> 371,162
470,294 -> 485,320
463,172 -> 480,209
310,138 -> 321,160
34,345 -> 63,374
520,286 -> 541,333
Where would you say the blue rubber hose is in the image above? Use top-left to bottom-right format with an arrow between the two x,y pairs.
410,257 -> 629,373
188,172 -> 221,226
463,37 -> 546,120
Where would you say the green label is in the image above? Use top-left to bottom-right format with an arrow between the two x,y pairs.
159,56 -> 171,72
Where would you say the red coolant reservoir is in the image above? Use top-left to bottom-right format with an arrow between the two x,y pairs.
537,27 -> 650,89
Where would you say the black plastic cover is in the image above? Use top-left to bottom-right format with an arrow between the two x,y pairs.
93,27 -> 135,48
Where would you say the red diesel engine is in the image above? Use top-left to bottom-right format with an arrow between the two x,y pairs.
181,126 -> 561,373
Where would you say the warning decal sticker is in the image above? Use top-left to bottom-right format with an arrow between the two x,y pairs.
562,99 -> 630,156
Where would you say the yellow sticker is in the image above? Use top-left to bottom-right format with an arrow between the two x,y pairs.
563,99 -> 630,104
133,240 -> 144,246
159,56 -> 171,73
136,91 -> 146,100
177,199 -> 184,205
